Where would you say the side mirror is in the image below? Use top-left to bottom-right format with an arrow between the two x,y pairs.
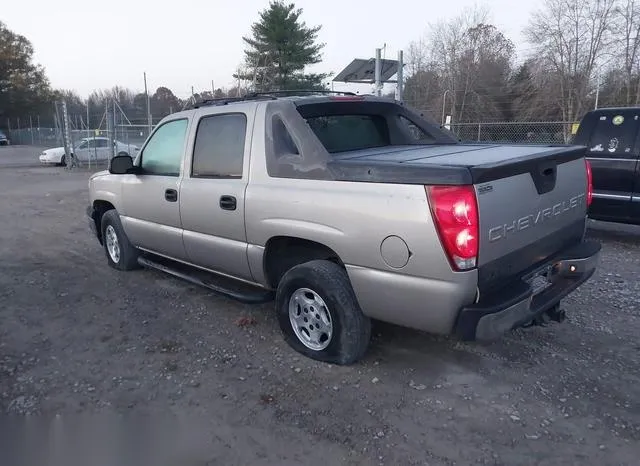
109,155 -> 135,174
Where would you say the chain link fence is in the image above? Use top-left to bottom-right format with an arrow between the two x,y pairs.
448,121 -> 577,144
5,125 -> 153,169
7,126 -> 152,148
6,119 -> 580,168
5,127 -> 61,146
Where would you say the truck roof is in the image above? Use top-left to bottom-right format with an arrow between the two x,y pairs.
189,90 -> 397,109
162,91 -> 434,128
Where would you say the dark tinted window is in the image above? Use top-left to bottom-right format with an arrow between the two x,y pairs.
399,115 -> 433,142
272,116 -> 299,157
305,114 -> 389,153
95,138 -> 110,148
192,113 -> 246,178
587,113 -> 639,155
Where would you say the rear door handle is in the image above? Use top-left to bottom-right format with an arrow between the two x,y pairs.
219,195 -> 237,211
165,189 -> 178,202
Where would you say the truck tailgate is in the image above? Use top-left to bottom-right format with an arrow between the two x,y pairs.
329,143 -> 589,290
473,155 -> 588,291
422,144 -> 589,290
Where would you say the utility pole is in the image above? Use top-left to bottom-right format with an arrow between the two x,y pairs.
396,50 -> 404,102
144,72 -> 152,133
106,101 -> 115,161
60,101 -> 74,169
374,48 -> 382,97
211,80 -> 215,94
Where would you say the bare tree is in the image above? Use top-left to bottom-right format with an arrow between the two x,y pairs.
404,38 -> 443,117
428,6 -> 491,122
525,0 -> 617,122
613,0 -> 640,104
405,6 -> 515,123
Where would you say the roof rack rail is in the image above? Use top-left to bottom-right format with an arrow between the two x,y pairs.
189,89 -> 358,109
246,90 -> 357,97
191,94 -> 277,109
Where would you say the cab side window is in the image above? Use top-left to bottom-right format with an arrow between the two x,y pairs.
141,119 -> 188,176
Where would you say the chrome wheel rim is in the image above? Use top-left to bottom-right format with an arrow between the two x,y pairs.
288,288 -> 333,351
105,225 -> 120,263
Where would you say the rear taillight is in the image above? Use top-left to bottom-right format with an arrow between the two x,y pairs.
426,185 -> 479,271
585,159 -> 593,207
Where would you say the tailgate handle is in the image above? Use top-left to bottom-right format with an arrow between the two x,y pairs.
531,163 -> 557,195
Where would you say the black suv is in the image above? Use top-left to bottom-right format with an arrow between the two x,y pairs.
573,107 -> 640,225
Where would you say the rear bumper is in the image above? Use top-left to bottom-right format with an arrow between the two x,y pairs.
454,240 -> 601,341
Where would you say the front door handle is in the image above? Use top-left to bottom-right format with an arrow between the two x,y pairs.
219,195 -> 237,211
165,188 -> 178,202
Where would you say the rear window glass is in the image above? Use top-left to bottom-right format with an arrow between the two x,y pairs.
587,113 -> 639,155
399,115 -> 433,142
304,114 -> 390,153
272,116 -> 300,157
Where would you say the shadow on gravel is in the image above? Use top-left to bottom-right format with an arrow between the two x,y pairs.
586,219 -> 640,245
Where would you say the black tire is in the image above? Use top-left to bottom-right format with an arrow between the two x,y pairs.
100,209 -> 140,271
59,155 -> 65,166
275,260 -> 371,365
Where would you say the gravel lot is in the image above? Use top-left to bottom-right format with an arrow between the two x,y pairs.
1,146 -> 639,465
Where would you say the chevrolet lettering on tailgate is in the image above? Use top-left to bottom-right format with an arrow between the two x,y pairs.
488,193 -> 586,243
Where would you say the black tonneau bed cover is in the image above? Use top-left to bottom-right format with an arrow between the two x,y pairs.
328,143 -> 586,185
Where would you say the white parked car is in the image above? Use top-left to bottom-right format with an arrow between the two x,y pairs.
39,137 -> 139,166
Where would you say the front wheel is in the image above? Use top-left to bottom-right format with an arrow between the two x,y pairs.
100,209 -> 140,271
275,260 -> 371,365
59,154 -> 65,166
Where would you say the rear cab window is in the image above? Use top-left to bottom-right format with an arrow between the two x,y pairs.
305,114 -> 389,153
295,99 -> 453,154
586,112 -> 640,156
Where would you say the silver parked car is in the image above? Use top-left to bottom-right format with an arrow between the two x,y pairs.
40,137 -> 138,165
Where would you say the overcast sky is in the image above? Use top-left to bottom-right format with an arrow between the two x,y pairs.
3,0 -> 539,99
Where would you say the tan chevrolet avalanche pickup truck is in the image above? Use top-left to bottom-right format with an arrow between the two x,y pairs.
87,91 -> 601,365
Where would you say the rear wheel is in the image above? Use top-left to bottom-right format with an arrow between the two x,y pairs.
275,260 -> 371,365
100,209 -> 140,271
59,154 -> 65,166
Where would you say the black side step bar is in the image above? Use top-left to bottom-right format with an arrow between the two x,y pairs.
137,255 -> 274,304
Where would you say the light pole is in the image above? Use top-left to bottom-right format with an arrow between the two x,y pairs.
441,89 -> 451,125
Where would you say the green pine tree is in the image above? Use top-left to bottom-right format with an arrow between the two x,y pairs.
237,1 -> 329,91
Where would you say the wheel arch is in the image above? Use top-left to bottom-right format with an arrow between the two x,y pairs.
263,236 -> 345,289
91,199 -> 116,244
